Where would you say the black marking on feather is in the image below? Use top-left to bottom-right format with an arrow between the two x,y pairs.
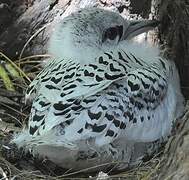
54,108 -> 71,116
113,119 -> 120,127
124,87 -> 128,93
56,71 -> 65,76
88,110 -> 102,120
83,83 -> 99,87
130,53 -> 143,66
51,77 -> 62,84
84,70 -> 94,77
51,64 -> 61,72
141,79 -> 150,89
41,72 -> 49,79
105,113 -> 114,121
76,73 -> 81,77
85,122 -> 92,129
128,73 -> 137,79
67,98 -> 75,102
124,111 -> 133,121
122,50 -> 132,61
110,98 -> 119,103
65,114 -> 71,118
63,84 -> 77,91
97,69 -> 104,72
89,64 -> 98,69
133,118 -> 137,123
159,83 -> 165,90
73,99 -> 80,105
159,59 -> 166,69
105,129 -> 114,137
114,82 -> 123,89
39,101 -> 50,107
128,80 -> 140,91
32,114 -> 45,122
77,128 -> 83,134
152,87 -> 160,96
143,98 -> 148,104
92,123 -> 107,133
112,59 -> 128,72
110,63 -> 120,72
29,126 -> 38,135
83,98 -> 96,104
26,85 -> 34,94
120,122 -> 126,129
96,75 -> 103,82
65,120 -> 72,125
53,102 -> 71,110
76,78 -> 83,82
67,90 -> 74,95
104,73 -> 124,80
71,105 -> 82,111
135,101 -> 144,110
98,56 -> 109,65
118,51 -> 128,63
64,72 -> 75,79
119,105 -> 124,111
104,52 -> 113,59
60,92 -> 66,97
107,91 -> 116,96
151,69 -> 162,78
41,77 -> 51,82
136,92 -> 142,98
98,104 -> 108,110
45,85 -> 60,90
130,97 -> 135,105
41,120 -> 45,126
149,98 -> 156,104
59,122 -> 65,128
67,66 -> 76,71
138,72 -> 156,83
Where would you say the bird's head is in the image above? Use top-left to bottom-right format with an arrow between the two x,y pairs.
48,8 -> 158,63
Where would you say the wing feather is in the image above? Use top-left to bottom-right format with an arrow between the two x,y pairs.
26,50 -> 157,102
27,50 -> 172,143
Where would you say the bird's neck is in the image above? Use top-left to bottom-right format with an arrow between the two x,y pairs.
48,35 -> 103,65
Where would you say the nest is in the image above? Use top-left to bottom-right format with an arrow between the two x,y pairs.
158,0 -> 189,99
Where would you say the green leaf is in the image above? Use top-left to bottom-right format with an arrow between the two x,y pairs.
4,63 -> 20,78
0,64 -> 15,91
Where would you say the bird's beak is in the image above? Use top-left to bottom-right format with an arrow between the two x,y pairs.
123,20 -> 159,40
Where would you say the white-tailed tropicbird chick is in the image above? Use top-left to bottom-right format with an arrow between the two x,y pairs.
12,7 -> 184,171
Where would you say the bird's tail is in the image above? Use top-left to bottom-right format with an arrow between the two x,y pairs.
11,128 -> 78,154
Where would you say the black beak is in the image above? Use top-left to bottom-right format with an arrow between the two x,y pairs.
123,20 -> 159,40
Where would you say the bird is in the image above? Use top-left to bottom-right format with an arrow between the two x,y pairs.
12,7 -> 184,171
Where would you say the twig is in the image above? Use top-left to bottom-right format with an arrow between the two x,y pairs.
0,102 -> 27,117
19,23 -> 51,60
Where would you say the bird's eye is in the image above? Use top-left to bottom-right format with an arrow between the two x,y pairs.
103,25 -> 123,42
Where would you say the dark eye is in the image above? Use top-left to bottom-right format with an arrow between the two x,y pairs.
103,25 -> 123,42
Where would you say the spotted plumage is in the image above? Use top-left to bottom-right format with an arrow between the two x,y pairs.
12,8 -> 184,171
